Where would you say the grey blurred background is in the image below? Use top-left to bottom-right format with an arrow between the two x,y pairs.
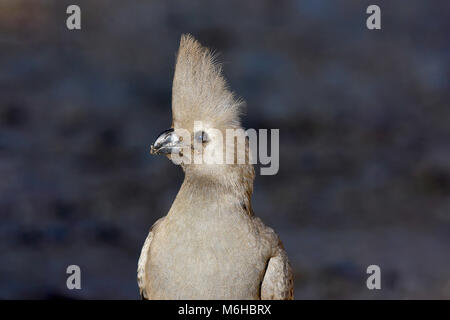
0,0 -> 449,299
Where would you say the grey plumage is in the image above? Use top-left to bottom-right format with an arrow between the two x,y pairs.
138,34 -> 293,300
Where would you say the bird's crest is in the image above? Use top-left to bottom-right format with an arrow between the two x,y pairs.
172,34 -> 243,130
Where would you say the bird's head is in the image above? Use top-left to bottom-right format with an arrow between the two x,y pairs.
151,34 -> 253,184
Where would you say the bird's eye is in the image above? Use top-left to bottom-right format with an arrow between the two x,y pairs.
194,130 -> 208,143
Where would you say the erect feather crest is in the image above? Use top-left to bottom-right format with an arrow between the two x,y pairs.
171,34 -> 243,129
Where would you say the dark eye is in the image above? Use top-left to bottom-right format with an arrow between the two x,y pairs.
194,130 -> 208,143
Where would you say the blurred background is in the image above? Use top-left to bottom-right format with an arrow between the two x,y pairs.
0,0 -> 449,299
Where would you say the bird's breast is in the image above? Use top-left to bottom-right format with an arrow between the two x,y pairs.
144,208 -> 270,299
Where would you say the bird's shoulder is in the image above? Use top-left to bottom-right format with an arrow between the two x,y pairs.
137,217 -> 165,299
251,216 -> 294,299
250,215 -> 283,253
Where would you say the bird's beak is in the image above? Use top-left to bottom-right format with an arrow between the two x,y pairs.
150,128 -> 182,155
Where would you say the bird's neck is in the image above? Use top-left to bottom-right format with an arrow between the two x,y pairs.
169,164 -> 255,218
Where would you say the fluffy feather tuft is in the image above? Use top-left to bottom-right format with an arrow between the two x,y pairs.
172,34 -> 244,130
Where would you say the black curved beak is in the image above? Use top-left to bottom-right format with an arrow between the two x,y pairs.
150,128 -> 182,155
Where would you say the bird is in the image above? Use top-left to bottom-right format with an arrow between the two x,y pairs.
137,34 -> 293,300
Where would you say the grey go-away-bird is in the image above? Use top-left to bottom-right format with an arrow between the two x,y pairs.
138,34 -> 293,300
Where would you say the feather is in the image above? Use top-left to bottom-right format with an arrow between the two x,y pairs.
172,34 -> 244,130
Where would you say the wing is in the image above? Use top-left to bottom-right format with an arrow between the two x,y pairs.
137,217 -> 164,299
260,247 -> 294,300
